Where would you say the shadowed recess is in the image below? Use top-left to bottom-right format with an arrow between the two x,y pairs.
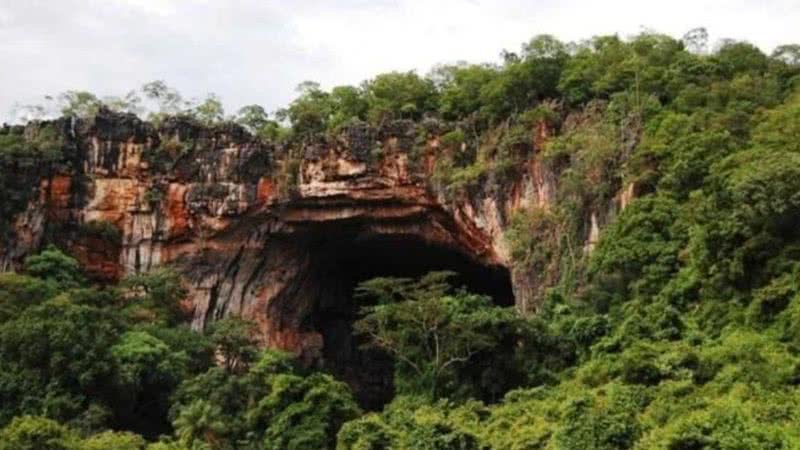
296,231 -> 514,409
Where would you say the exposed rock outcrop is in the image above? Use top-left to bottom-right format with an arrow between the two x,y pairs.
0,109 -> 631,404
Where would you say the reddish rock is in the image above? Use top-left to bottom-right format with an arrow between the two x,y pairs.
1,111 -> 636,408
1,111 -> 627,364
44,175 -> 72,209
166,183 -> 191,238
268,329 -> 324,365
256,177 -> 274,205
534,119 -> 551,151
70,236 -> 123,283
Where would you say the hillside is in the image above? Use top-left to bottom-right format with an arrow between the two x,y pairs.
0,31 -> 799,449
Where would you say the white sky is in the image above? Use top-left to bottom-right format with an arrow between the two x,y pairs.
1,0 -> 799,122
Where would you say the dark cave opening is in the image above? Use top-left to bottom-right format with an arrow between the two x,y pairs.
300,230 -> 514,409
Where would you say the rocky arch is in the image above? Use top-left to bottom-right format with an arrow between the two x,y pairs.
182,191 -> 514,407
0,112 -> 577,406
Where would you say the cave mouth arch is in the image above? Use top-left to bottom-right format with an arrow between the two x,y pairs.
289,227 -> 514,409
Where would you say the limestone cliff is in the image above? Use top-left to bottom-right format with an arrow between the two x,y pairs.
0,109 -> 630,402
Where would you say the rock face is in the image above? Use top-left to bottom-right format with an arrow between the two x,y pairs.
0,110 -> 626,406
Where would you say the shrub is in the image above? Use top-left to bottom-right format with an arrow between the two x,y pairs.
0,416 -> 80,450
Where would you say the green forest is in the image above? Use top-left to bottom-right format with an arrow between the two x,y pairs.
2,29 -> 800,449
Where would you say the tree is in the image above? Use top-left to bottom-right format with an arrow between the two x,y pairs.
103,90 -> 144,116
193,94 -> 225,125
0,416 -> 80,450
329,85 -> 368,129
236,104 -> 270,132
169,368 -> 245,448
171,351 -> 359,449
172,399 -> 229,449
558,35 -> 629,104
354,272 -> 511,398
364,71 -> 438,122
252,372 -> 361,450
209,316 -> 259,374
751,90 -> 800,153
682,27 -> 709,54
772,44 -> 800,66
81,431 -> 147,450
432,63 -> 498,121
0,273 -> 56,323
635,400 -> 787,449
23,246 -> 85,289
142,80 -> 188,120
479,35 -> 568,123
53,91 -> 102,119
558,33 -> 682,106
589,195 -> 689,301
713,40 -> 770,77
146,440 -> 190,450
336,414 -> 396,450
122,268 -> 188,326
553,386 -> 643,450
522,34 -> 570,97
278,81 -> 333,136
0,294 -> 121,426
237,104 -> 288,140
111,330 -> 193,437
337,399 -> 485,450
691,148 -> 800,295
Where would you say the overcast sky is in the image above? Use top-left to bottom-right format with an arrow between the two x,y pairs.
1,0 -> 799,122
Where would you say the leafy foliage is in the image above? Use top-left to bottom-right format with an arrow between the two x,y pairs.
0,416 -> 80,450
354,272 -> 522,399
23,246 -> 87,289
208,316 -> 259,374
3,29 -> 800,449
170,351 -> 360,449
121,268 -> 188,326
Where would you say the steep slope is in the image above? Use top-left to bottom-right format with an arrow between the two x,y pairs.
0,109 -> 624,358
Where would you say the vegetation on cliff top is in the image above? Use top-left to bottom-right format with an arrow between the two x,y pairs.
2,28 -> 800,448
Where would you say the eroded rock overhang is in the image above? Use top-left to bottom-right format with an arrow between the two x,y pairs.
181,161 -> 512,351
1,112 -> 559,353
173,166 -> 514,407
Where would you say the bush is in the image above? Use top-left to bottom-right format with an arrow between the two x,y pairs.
0,416 -> 80,450
82,431 -> 147,450
23,247 -> 86,289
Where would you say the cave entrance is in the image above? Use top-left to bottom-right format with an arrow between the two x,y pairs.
298,228 -> 514,409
